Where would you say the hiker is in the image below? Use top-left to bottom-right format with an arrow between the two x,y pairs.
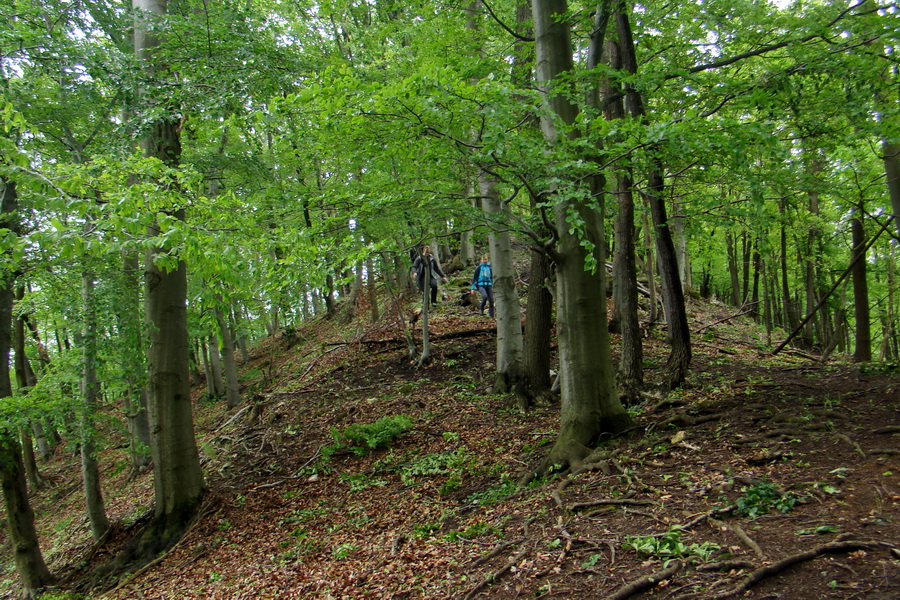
471,255 -> 494,317
412,245 -> 447,305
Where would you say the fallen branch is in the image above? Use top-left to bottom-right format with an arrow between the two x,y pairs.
706,540 -> 877,600
694,303 -> 760,334
604,560 -> 682,600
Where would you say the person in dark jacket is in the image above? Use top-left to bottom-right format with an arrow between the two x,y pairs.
412,245 -> 447,305
471,255 -> 494,317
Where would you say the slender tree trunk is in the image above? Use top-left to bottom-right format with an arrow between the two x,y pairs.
0,176 -> 54,593
751,239 -> 761,320
851,204 -> 871,361
13,291 -> 44,490
523,195 -> 554,403
20,429 -> 42,492
726,231 -> 741,307
120,251 -> 152,471
214,298 -> 241,409
416,257 -> 432,367
366,255 -> 379,322
599,37 -> 642,402
615,6 -> 690,388
480,173 -> 527,399
207,337 -> 225,397
79,270 -> 110,540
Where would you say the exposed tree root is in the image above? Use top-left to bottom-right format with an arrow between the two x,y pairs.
869,448 -> 899,456
603,560 -> 682,600
872,425 -> 900,434
835,433 -> 865,456
468,537 -> 526,569
708,518 -> 763,558
705,540 -> 877,600
569,498 -> 655,512
460,546 -> 530,600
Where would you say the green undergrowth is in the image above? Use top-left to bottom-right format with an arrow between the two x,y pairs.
322,414 -> 413,459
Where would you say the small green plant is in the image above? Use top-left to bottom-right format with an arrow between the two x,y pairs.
399,449 -> 478,488
735,481 -> 799,518
581,553 -> 604,568
413,522 -> 442,539
443,521 -> 500,543
332,543 -> 358,559
625,527 -> 720,562
339,472 -> 387,492
208,572 -> 223,582
442,431 -> 459,442
323,414 -> 413,458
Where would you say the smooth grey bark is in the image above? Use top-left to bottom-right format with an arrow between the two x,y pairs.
120,250 -> 152,471
532,0 -> 632,472
0,176 -> 54,594
207,337 -> 225,397
884,141 -> 900,240
851,205 -> 871,361
135,0 -> 205,552
79,270 -> 110,540
480,174 -> 527,399
214,298 -> 241,409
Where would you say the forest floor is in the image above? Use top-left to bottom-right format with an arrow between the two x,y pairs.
2,290 -> 899,600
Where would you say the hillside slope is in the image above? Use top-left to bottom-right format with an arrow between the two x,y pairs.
2,297 -> 899,599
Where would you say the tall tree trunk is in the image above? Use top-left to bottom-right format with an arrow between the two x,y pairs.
416,256 -> 432,367
726,231 -> 742,307
523,196 -> 554,404
615,5 -> 690,388
366,255 -> 379,322
532,0 -> 632,472
598,35 -> 642,400
480,174 -> 527,399
79,270 -> 110,540
851,204 -> 871,361
0,176 -> 54,594
120,250 -> 152,471
882,141 -> 900,239
134,0 -> 205,553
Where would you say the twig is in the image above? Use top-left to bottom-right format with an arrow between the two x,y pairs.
604,560 -> 682,600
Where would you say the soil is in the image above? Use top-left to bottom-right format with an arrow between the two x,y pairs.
2,295 -> 898,600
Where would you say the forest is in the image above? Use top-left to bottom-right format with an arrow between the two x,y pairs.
0,0 -> 899,597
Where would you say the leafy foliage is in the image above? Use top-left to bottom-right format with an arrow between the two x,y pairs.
735,481 -> 800,519
625,527 -> 720,563
323,415 -> 413,459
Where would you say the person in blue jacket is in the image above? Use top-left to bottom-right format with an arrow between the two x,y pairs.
471,255 -> 494,317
